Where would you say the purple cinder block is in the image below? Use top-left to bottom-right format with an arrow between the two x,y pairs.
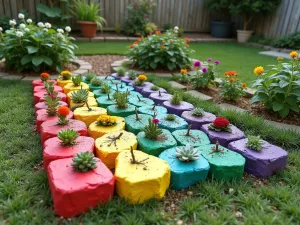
141,87 -> 167,97
201,123 -> 245,147
120,76 -> 135,84
228,138 -> 288,178
162,101 -> 194,116
111,73 -> 123,80
181,111 -> 216,129
128,82 -> 153,92
149,93 -> 173,105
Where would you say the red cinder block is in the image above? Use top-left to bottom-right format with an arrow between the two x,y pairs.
32,80 -> 57,88
34,85 -> 63,93
34,91 -> 67,105
34,101 -> 68,114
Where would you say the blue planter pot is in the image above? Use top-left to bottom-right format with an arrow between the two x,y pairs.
211,21 -> 233,38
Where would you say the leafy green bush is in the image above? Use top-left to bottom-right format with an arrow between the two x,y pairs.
273,32 -> 300,49
145,22 -> 157,35
0,14 -> 76,72
128,29 -> 194,71
251,53 -> 300,117
0,16 -> 10,32
219,71 -> 246,101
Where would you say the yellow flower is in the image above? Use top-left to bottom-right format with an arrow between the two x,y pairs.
61,70 -> 71,76
181,69 -> 187,73
97,115 -> 116,124
138,74 -> 147,81
277,56 -> 283,61
290,51 -> 298,58
254,66 -> 264,76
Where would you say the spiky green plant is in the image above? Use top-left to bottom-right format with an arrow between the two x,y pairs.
170,92 -> 182,105
57,129 -> 79,146
71,88 -> 89,103
192,107 -> 205,117
116,67 -> 126,76
85,72 -> 96,82
44,93 -> 60,116
128,70 -> 137,80
246,135 -> 264,151
101,83 -> 111,94
72,75 -> 82,86
72,152 -> 98,172
143,118 -> 163,140
151,86 -> 159,91
165,114 -> 176,121
90,77 -> 103,86
44,81 -> 55,95
176,144 -> 201,162
114,92 -> 128,109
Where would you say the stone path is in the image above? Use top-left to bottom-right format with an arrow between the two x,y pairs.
259,51 -> 290,59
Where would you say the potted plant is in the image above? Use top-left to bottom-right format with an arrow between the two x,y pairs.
125,108 -> 153,135
229,0 -> 281,43
159,144 -> 210,190
112,67 -> 126,79
48,152 -> 115,218
181,107 -> 216,129
205,0 -> 233,38
107,92 -> 136,117
93,83 -> 116,98
57,71 -> 72,88
88,77 -> 103,91
82,72 -> 96,84
129,75 -> 153,92
69,87 -> 98,109
162,92 -> 194,116
72,0 -> 106,38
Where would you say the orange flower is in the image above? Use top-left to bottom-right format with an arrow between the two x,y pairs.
162,40 -> 166,43
40,72 -> 50,81
129,44 -> 133,48
181,69 -> 187,73
290,51 -> 298,58
224,71 -> 238,76
161,45 -> 165,49
155,30 -> 161,35
184,37 -> 190,43
229,78 -> 235,83
57,106 -> 70,116
242,83 -> 247,87
133,41 -> 138,45
254,66 -> 264,75
170,39 -> 173,43
137,38 -> 142,42
185,44 -> 189,47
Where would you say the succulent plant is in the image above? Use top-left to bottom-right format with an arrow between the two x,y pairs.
71,88 -> 89,103
90,77 -> 103,86
101,83 -> 111,94
57,129 -> 79,146
116,67 -> 126,76
192,107 -> 205,117
151,85 -> 159,91
44,92 -> 60,116
143,118 -> 163,140
176,144 -> 201,162
85,72 -> 96,82
170,92 -> 182,105
71,75 -> 82,86
128,70 -> 137,80
72,152 -> 98,172
44,81 -> 55,95
165,114 -> 176,121
114,92 -> 128,109
246,135 -> 264,151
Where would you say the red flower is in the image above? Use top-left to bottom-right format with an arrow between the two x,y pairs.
161,45 -> 165,49
129,44 -> 133,48
213,117 -> 230,128
184,37 -> 190,43
40,72 -> 50,81
155,30 -> 161,35
152,118 -> 160,125
57,106 -> 70,116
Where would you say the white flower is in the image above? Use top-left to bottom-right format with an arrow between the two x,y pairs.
26,18 -> 32,24
45,22 -> 51,29
19,23 -> 26,29
174,30 -> 178,34
174,26 -> 179,30
65,26 -> 71,32
16,31 -> 23,37
43,28 -> 48,32
9,19 -> 16,26
57,28 -> 64,34
57,33 -> 64,39
18,13 -> 25,19
0,27 -> 2,32
24,28 -> 30,32
37,22 -> 45,28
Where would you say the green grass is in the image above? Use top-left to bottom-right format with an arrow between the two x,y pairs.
75,42 -> 280,84
1,78 -> 300,224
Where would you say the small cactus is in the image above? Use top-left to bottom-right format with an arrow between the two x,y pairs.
246,135 -> 264,151
70,88 -> 89,103
90,77 -> 103,86
170,92 -> 182,105
192,108 -> 205,117
57,129 -> 79,146
71,75 -> 82,86
176,144 -> 201,162
85,72 -> 96,82
72,152 -> 98,172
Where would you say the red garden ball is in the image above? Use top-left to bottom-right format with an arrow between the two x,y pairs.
213,117 -> 230,128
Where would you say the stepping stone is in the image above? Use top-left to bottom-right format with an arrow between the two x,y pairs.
198,144 -> 245,180
137,129 -> 177,156
259,51 -> 290,59
162,101 -> 194,116
265,120 -> 300,133
95,131 -> 138,169
172,129 -> 210,147
32,79 -> 57,88
138,105 -> 168,117
107,104 -> 136,117
181,111 -> 216,129
35,101 -> 67,113
228,138 -> 288,178
2,75 -> 24,80
128,97 -> 154,107
43,136 -> 94,170
159,147 -> 210,190
168,81 -> 187,90
115,150 -> 170,204
201,123 -> 245,147
125,114 -> 153,135
186,90 -> 212,101
218,103 -> 246,113
48,158 -> 115,218
74,107 -> 107,127
141,86 -> 167,97
149,92 -> 173,105
157,114 -> 188,132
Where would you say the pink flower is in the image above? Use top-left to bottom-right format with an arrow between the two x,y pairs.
193,60 -> 201,68
214,60 -> 220,65
207,58 -> 212,62
152,118 -> 160,124
202,67 -> 208,73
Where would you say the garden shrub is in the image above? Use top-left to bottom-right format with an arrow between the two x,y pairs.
251,52 -> 300,117
219,71 -> 246,101
128,28 -> 194,71
0,13 -> 76,72
273,32 -> 300,49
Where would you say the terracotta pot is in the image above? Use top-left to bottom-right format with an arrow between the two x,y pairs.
78,21 -> 97,38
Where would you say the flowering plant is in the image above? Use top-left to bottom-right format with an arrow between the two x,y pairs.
57,106 -> 70,125
60,70 -> 72,80
219,71 -> 246,101
133,74 -> 147,86
0,14 -> 76,72
96,115 -> 117,126
192,58 -> 219,89
208,117 -> 231,132
128,28 -> 194,71
40,72 -> 50,81
179,68 -> 190,84
143,118 -> 163,140
251,52 -> 300,117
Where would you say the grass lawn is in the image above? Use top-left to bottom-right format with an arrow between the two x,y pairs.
75,42 -> 280,84
1,78 -> 300,225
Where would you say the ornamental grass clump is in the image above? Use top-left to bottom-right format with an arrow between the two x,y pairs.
96,115 -> 117,126
143,118 -> 163,140
151,85 -> 159,91
72,75 -> 82,87
246,135 -> 264,152
101,83 -> 111,94
57,106 -> 71,125
176,144 -> 201,162
165,114 -> 176,121
170,92 -> 182,105
57,129 -> 79,146
70,88 -> 89,103
128,70 -> 137,80
134,74 -> 147,86
192,107 -> 205,117
208,117 -> 231,132
60,71 -> 72,80
114,92 -> 129,109
116,67 -> 126,76
85,72 -> 96,82
219,71 -> 246,101
90,77 -> 103,86
72,152 -> 97,172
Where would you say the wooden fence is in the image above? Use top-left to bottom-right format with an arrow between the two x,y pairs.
0,0 -> 300,38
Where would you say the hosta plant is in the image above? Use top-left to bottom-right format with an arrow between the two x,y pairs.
143,118 -> 163,140
60,70 -> 72,80
192,107 -> 205,117
90,77 -> 103,86
0,14 -> 76,72
176,144 -> 201,162
219,71 -> 246,101
72,152 -> 98,172
96,115 -> 117,126
70,88 -> 89,103
208,117 -> 231,132
246,135 -> 264,152
85,72 -> 96,82
114,92 -> 129,109
57,129 -> 79,146
165,114 -> 176,121
128,70 -> 137,80
170,92 -> 182,105
72,75 -> 82,86
128,28 -> 194,71
251,53 -> 300,117
116,67 -> 126,76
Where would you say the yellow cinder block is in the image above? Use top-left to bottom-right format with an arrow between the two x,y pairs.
67,91 -> 95,104
69,97 -> 98,109
74,107 -> 107,127
57,79 -> 72,88
88,116 -> 125,139
63,82 -> 89,94
115,150 -> 170,204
